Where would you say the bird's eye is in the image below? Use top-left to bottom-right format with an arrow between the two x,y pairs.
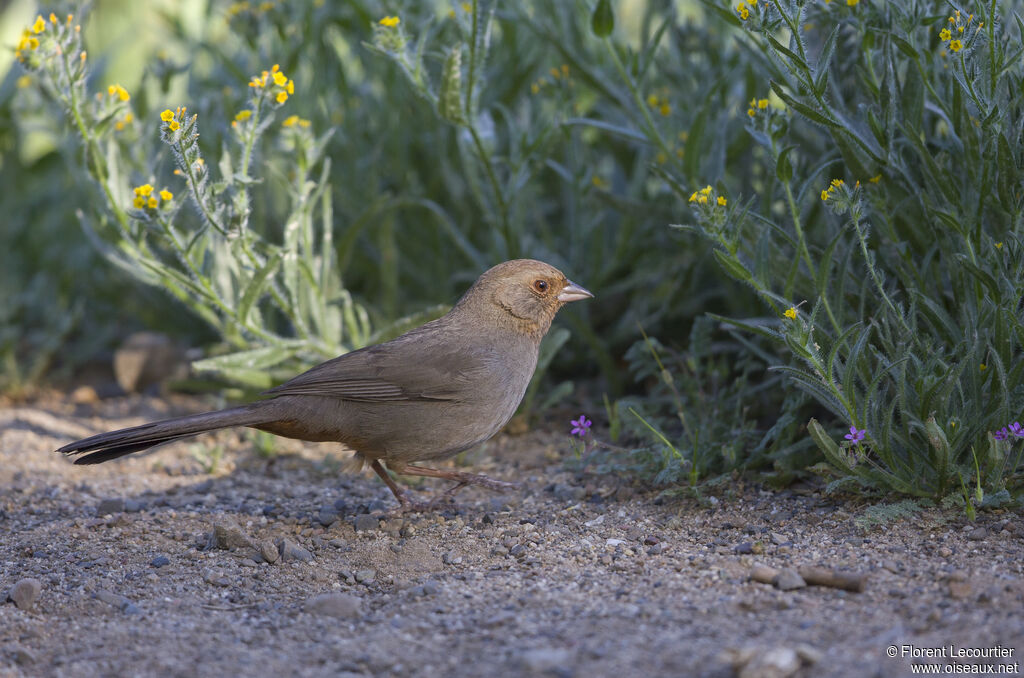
533,279 -> 549,293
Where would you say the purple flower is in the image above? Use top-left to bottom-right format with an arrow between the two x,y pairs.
570,415 -> 592,438
1010,422 -> 1024,438
994,427 -> 1009,441
844,426 -> 866,444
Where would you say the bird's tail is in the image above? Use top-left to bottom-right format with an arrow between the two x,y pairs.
56,404 -> 273,465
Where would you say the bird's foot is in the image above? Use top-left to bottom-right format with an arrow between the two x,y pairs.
395,464 -> 522,492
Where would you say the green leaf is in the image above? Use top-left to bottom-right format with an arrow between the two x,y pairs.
776,145 -> 796,183
713,249 -> 753,283
192,343 -> 304,375
591,0 -> 614,37
237,252 -> 282,325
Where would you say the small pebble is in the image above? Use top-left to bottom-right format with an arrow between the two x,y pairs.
352,514 -> 380,532
304,593 -> 361,618
150,556 -> 170,568
8,578 -> 41,611
97,498 -> 125,515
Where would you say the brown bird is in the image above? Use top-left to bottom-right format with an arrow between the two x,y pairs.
57,259 -> 593,510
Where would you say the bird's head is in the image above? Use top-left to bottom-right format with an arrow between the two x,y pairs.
457,259 -> 594,339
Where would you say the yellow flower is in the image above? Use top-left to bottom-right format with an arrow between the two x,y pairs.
831,178 -> 844,187
784,307 -> 797,319
747,108 -> 756,117
700,185 -> 713,195
949,39 -> 963,52
49,13 -> 57,24
531,83 -> 540,95
16,75 -> 31,88
147,197 -> 158,209
33,15 -> 46,33
980,363 -> 987,371
160,109 -> 175,122
123,113 -> 134,124
235,110 -> 252,121
697,194 -> 708,205
286,79 -> 294,94
846,0 -> 858,6
169,120 -> 180,131
109,84 -> 130,101
647,94 -> 659,107
678,131 -> 688,142
736,3 -> 749,20
717,196 -> 727,206
655,151 -> 667,164
282,115 -> 299,127
133,197 -> 146,208
160,189 -> 173,201
561,64 -> 570,78
821,189 -> 829,201
659,102 -> 671,116
957,25 -> 964,33
757,98 -> 768,109
995,242 -> 1003,250
869,174 -> 881,183
276,91 -> 288,104
461,2 -> 472,12
133,184 -> 154,197
689,192 -> 698,203
273,71 -> 288,87
379,16 -> 400,27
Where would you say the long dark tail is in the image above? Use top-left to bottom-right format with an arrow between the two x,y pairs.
57,404 -> 274,465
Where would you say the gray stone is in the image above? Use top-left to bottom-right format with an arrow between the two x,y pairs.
95,590 -> 133,611
304,593 -> 361,618
8,578 -> 41,611
352,514 -> 380,532
113,331 -> 185,393
774,569 -> 807,591
277,537 -> 314,562
150,556 -> 170,568
212,520 -> 254,551
647,542 -> 666,556
968,526 -> 988,541
518,647 -> 572,673
355,569 -> 376,583
318,507 -> 340,527
259,539 -> 280,564
97,498 -> 125,515
124,499 -> 146,513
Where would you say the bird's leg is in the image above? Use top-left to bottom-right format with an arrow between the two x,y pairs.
370,459 -> 416,509
371,459 -> 447,513
394,463 -> 521,493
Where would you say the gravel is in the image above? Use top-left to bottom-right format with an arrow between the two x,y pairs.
1,396 -> 1022,677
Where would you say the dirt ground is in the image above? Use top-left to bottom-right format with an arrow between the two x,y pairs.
1,394 -> 1022,678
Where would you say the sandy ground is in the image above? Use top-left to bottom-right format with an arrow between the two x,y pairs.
1,395 -> 1022,678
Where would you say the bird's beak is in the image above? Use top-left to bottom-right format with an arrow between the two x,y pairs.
557,280 -> 594,303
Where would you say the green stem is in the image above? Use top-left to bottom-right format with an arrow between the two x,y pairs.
466,123 -> 513,257
604,39 -> 672,159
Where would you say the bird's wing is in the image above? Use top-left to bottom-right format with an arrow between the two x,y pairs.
261,330 -> 479,403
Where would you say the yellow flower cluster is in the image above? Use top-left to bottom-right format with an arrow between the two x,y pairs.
531,65 -> 571,95
783,307 -> 798,320
160,107 -> 185,132
107,84 -> 131,102
16,13 -> 75,61
688,185 -> 727,207
114,112 -> 134,131
249,64 -> 295,104
939,10 -> 975,53
747,97 -> 769,117
820,178 -> 845,201
735,2 -> 750,21
131,184 -> 173,210
379,16 -> 400,28
282,115 -> 311,128
647,94 -> 672,117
